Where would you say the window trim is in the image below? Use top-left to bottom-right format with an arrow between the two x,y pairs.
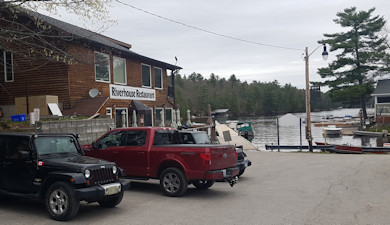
141,64 -> 152,88
154,67 -> 163,89
106,107 -> 112,119
94,51 -> 111,83
113,56 -> 127,85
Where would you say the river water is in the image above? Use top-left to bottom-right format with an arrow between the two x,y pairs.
236,108 -> 378,151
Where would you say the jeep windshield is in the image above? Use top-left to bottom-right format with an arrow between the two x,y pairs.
34,136 -> 79,156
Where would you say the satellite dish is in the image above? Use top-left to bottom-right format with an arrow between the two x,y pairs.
89,88 -> 100,98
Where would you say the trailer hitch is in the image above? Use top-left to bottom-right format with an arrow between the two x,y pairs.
228,176 -> 239,187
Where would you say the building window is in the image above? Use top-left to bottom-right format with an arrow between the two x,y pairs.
155,108 -> 163,126
377,97 -> 390,103
113,57 -> 126,84
154,67 -> 163,89
0,50 -> 14,82
106,107 -> 112,119
95,51 -> 110,83
165,108 -> 172,125
142,64 -> 151,88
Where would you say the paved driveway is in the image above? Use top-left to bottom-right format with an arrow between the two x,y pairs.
1,151 -> 390,225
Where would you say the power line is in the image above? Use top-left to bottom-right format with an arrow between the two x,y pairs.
115,0 -> 302,51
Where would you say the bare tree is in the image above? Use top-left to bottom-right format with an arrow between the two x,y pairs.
0,0 -> 114,65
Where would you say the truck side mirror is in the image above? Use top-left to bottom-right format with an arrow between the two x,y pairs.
92,141 -> 99,149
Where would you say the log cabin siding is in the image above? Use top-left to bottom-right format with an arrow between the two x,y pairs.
0,53 -> 70,108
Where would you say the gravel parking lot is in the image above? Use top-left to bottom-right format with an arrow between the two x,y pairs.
1,151 -> 390,225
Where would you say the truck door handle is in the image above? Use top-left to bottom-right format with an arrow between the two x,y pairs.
113,151 -> 119,154
137,152 -> 145,155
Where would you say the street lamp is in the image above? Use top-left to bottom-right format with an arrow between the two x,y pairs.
304,44 -> 328,152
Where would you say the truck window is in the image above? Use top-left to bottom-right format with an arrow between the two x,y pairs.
124,131 -> 146,146
153,130 -> 181,145
98,131 -> 125,149
181,133 -> 195,144
193,133 -> 211,144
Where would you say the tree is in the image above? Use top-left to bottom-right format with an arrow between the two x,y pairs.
318,7 -> 390,119
0,0 -> 114,65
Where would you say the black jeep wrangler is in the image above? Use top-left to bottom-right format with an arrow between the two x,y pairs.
0,133 -> 130,221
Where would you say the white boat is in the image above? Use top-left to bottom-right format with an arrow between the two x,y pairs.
323,125 -> 342,136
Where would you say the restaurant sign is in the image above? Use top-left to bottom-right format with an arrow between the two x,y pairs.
110,84 -> 156,101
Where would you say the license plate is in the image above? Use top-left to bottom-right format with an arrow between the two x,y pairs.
102,183 -> 121,196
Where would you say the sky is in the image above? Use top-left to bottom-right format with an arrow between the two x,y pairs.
42,0 -> 390,89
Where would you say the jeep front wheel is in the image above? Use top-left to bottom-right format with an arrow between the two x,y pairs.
159,167 -> 187,197
45,182 -> 80,221
98,191 -> 124,208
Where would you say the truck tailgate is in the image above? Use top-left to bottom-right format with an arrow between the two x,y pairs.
201,144 -> 237,170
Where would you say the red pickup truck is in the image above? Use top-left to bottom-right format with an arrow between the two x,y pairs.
82,127 -> 239,197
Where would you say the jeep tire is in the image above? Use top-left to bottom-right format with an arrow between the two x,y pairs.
160,167 -> 187,197
98,191 -> 124,208
45,182 -> 80,221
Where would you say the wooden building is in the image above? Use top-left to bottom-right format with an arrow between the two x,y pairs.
0,5 -> 181,127
372,79 -> 390,124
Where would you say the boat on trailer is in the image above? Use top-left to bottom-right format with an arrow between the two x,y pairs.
226,121 -> 255,142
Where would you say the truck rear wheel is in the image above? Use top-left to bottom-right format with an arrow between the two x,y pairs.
193,180 -> 215,190
160,167 -> 187,197
98,191 -> 124,208
45,182 -> 80,221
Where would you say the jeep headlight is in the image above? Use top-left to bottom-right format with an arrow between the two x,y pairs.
84,169 -> 91,179
112,166 -> 117,174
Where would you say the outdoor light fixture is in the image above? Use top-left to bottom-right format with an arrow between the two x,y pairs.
304,44 -> 328,152
321,44 -> 329,61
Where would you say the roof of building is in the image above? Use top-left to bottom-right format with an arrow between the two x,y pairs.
62,97 -> 109,117
372,79 -> 390,96
23,9 -> 181,71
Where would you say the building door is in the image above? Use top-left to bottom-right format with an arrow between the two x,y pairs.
115,108 -> 128,128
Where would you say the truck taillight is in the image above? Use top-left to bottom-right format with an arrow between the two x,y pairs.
200,153 -> 211,166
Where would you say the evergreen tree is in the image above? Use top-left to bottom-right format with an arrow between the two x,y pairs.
318,7 -> 390,119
